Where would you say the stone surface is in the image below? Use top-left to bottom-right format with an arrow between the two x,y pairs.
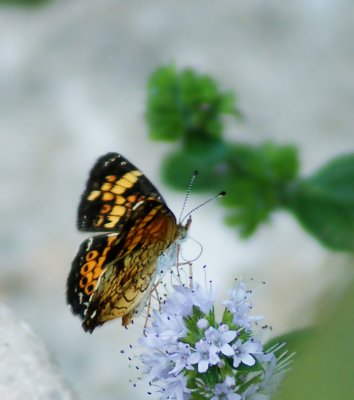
0,303 -> 75,400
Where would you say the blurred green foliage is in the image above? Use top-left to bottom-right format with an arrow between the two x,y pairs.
272,276 -> 354,400
0,0 -> 49,6
146,65 -> 354,251
288,154 -> 354,251
146,65 -> 240,143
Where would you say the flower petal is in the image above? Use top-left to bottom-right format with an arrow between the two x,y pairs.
198,359 -> 209,373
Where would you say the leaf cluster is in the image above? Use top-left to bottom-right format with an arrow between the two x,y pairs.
146,65 -> 354,251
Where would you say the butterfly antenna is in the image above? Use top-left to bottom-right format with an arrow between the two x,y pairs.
178,170 -> 199,223
181,191 -> 226,224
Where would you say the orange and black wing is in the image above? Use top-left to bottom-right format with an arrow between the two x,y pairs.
82,244 -> 158,333
67,200 -> 179,332
67,232 -> 121,322
77,153 -> 170,232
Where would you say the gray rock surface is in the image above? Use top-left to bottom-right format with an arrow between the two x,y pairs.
0,303 -> 75,400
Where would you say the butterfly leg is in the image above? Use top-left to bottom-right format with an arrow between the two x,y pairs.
188,262 -> 193,288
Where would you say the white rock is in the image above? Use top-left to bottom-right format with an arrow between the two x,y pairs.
0,304 -> 75,400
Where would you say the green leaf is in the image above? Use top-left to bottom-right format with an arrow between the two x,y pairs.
145,65 -> 183,141
288,153 -> 354,251
182,306 -> 210,345
222,142 -> 299,236
236,358 -> 263,373
162,141 -> 299,237
226,143 -> 298,182
190,393 -> 209,400
221,309 -> 234,326
146,65 -> 241,143
146,65 -> 354,251
162,144 -> 228,192
264,328 -> 313,355
274,277 -> 354,400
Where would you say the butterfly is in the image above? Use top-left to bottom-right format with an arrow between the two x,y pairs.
66,153 -> 191,333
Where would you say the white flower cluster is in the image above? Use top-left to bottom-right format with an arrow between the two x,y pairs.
139,281 -> 290,400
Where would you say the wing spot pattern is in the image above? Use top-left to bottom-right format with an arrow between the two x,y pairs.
115,195 -> 126,205
116,177 -> 134,189
100,204 -> 111,214
111,185 -> 126,195
87,190 -> 101,201
111,205 -> 126,217
102,192 -> 115,201
104,216 -> 120,228
127,195 -> 136,203
79,234 -> 118,295
80,273 -> 92,288
94,215 -> 104,227
85,283 -> 95,295
101,182 -> 112,191
106,175 -> 117,182
86,250 -> 99,261
80,260 -> 97,275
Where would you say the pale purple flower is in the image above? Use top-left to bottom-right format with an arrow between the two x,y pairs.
205,325 -> 237,357
169,342 -> 194,375
190,282 -> 215,313
142,310 -> 186,348
211,376 -> 241,400
160,374 -> 191,400
251,345 -> 293,399
140,350 -> 171,382
139,311 -> 187,383
223,282 -> 262,330
240,354 -> 278,400
138,280 -> 291,399
197,318 -> 209,330
164,283 -> 214,317
189,339 -> 220,373
232,339 -> 261,368
163,285 -> 194,317
240,384 -> 259,400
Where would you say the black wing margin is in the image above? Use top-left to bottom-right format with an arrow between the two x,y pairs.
77,153 -> 169,232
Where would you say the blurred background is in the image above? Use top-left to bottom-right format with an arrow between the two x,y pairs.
1,0 -> 353,399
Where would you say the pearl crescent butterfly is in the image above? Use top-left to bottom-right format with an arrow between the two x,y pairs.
66,153 -> 191,333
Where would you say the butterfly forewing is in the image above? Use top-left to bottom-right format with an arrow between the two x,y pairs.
78,153 -> 169,232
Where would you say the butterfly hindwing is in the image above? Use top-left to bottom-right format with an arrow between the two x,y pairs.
67,233 -> 121,320
67,197 -> 180,332
81,202 -> 180,331
78,153 -> 168,232
82,246 -> 158,332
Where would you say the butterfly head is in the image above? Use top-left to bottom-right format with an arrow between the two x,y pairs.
178,215 -> 192,241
